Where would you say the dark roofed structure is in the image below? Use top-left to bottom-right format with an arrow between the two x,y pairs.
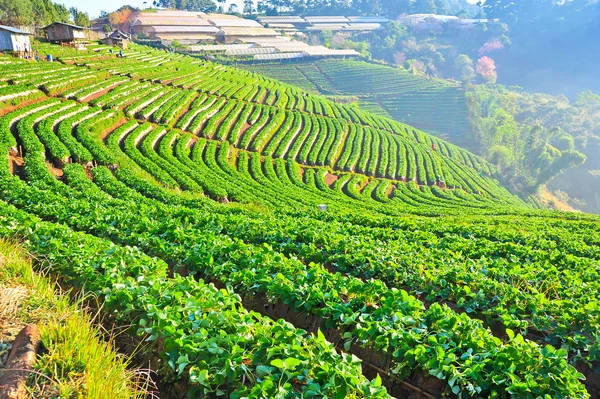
103,29 -> 131,48
44,22 -> 86,43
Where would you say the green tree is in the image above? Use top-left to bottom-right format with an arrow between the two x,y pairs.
0,0 -> 34,26
243,0 -> 253,15
152,0 -> 218,12
411,0 -> 436,14
454,54 -> 475,83
69,7 -> 90,27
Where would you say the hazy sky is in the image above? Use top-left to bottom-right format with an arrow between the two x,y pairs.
62,0 -> 480,19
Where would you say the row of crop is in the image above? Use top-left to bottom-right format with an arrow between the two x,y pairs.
0,194 -> 387,398
225,104 -> 257,145
187,97 -> 227,135
264,110 -> 297,157
296,115 -> 320,164
200,99 -> 239,139
121,123 -> 179,188
237,107 -> 272,149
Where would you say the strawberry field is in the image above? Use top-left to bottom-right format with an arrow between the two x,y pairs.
0,43 -> 598,398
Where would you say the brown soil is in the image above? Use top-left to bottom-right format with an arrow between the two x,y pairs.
386,184 -> 395,197
80,80 -> 124,103
172,96 -> 197,128
0,98 -> 47,118
323,172 -> 338,186
357,177 -> 369,192
239,122 -> 252,136
46,161 -> 63,178
101,118 -> 128,142
186,137 -> 196,149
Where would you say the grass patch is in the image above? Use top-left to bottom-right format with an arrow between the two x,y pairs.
0,239 -> 148,399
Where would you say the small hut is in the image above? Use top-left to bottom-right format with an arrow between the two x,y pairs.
44,22 -> 85,43
102,30 -> 130,49
0,25 -> 32,53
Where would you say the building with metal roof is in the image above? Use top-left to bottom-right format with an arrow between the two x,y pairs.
208,18 -> 262,28
44,22 -> 86,43
347,16 -> 389,23
254,52 -> 304,61
344,23 -> 383,31
188,44 -> 252,52
305,24 -> 349,31
258,16 -> 306,24
0,25 -> 32,52
304,16 -> 350,23
150,26 -> 219,34
226,47 -> 277,56
216,27 -> 280,43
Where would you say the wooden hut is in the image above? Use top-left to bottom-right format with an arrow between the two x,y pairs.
102,30 -> 130,48
44,22 -> 85,43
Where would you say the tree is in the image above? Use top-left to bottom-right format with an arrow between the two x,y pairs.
478,38 -> 504,56
488,145 -> 511,169
152,0 -> 218,12
476,56 -> 497,84
0,0 -> 34,26
393,51 -> 406,66
243,0 -> 253,15
411,0 -> 436,14
434,0 -> 450,14
227,3 -> 239,14
454,54 -> 475,83
69,7 -> 90,28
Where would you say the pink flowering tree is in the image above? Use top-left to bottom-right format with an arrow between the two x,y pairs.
476,56 -> 498,84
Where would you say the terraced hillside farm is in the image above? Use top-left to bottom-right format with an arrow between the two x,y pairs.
241,60 -> 472,146
1,43 -> 599,398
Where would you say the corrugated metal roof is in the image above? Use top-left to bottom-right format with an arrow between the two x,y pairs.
344,23 -> 382,30
254,52 -> 304,60
44,22 -> 84,30
134,18 -> 210,26
268,42 -> 310,52
258,16 -> 306,23
0,25 -> 32,35
156,34 -> 215,40
208,18 -> 262,27
305,16 -> 349,23
151,26 -> 219,33
226,47 -> 276,55
217,27 -> 279,36
138,11 -> 205,18
188,44 -> 252,51
205,13 -> 241,19
265,23 -> 297,28
347,16 -> 389,23
306,24 -> 348,31
249,37 -> 292,44
159,37 -> 214,44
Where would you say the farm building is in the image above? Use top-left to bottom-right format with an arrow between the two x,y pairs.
0,25 -> 32,52
131,11 -> 209,35
150,25 -> 219,45
102,30 -> 131,48
256,15 -> 388,33
216,27 -> 280,44
45,22 -> 85,43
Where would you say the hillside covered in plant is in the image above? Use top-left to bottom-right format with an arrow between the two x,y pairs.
0,42 -> 599,398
